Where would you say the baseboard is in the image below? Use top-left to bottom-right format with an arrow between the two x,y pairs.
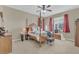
65,38 -> 74,42
12,38 -> 21,42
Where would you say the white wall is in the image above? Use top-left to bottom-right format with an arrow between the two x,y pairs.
0,6 -> 38,40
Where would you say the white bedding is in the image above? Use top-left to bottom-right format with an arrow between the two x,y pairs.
28,32 -> 40,41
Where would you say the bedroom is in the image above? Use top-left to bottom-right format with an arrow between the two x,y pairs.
0,5 -> 79,53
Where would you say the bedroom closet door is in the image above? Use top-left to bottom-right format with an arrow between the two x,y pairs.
75,19 -> 79,47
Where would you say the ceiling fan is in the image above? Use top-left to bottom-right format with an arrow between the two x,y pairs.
37,5 -> 52,12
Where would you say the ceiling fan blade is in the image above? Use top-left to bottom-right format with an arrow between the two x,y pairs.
46,9 -> 52,12
37,6 -> 42,8
37,6 -> 43,10
42,5 -> 45,10
47,5 -> 51,8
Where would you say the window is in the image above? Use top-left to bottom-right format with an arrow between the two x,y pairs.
54,17 -> 64,33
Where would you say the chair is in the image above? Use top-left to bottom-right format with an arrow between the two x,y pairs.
46,31 -> 54,46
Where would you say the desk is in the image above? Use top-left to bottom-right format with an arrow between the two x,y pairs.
54,33 -> 61,40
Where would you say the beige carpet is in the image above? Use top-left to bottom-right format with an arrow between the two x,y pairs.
12,39 -> 79,54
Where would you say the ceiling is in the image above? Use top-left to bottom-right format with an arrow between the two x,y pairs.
6,5 -> 79,17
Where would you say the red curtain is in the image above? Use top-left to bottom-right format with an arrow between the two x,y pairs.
49,17 -> 53,32
42,18 -> 45,31
63,14 -> 70,32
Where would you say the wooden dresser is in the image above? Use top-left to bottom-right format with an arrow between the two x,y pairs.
0,35 -> 12,54
75,19 -> 79,47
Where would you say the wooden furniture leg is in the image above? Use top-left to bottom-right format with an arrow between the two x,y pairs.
21,34 -> 24,41
25,34 -> 28,40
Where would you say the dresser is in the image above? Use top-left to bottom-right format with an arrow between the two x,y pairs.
0,35 -> 12,54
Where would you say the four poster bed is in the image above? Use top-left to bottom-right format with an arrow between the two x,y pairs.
20,25 -> 61,47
